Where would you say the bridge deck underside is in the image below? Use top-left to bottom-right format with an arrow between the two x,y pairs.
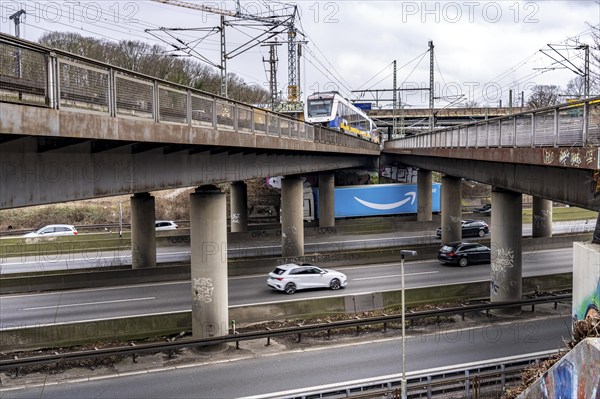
382,151 -> 600,211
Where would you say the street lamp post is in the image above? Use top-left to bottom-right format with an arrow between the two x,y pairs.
400,249 -> 417,399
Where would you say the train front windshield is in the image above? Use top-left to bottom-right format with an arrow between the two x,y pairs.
306,99 -> 333,118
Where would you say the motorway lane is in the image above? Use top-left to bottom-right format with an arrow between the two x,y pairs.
0,220 -> 591,274
0,315 -> 573,398
0,248 -> 572,327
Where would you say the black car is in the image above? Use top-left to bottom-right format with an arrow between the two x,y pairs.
473,204 -> 491,215
436,220 -> 489,238
437,241 -> 491,267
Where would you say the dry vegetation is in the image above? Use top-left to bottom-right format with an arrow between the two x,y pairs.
0,179 -> 281,231
503,314 -> 600,398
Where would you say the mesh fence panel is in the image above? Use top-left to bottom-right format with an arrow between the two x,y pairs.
588,105 -> 600,145
115,73 -> 153,119
557,109 -> 583,146
515,116 -> 532,147
254,109 -> 267,134
191,94 -> 213,126
280,117 -> 290,138
59,60 -> 109,112
488,121 -> 500,147
533,112 -> 555,146
290,119 -> 299,139
216,99 -> 235,129
500,119 -> 514,146
267,114 -> 279,136
158,85 -> 187,124
304,124 -> 313,141
237,105 -> 252,132
0,42 -> 48,105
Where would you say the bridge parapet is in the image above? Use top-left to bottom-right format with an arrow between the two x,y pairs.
0,33 -> 378,153
386,97 -> 600,154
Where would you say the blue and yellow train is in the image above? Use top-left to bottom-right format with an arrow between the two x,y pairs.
304,91 -> 379,143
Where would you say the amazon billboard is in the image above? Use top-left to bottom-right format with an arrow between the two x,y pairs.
325,183 -> 441,218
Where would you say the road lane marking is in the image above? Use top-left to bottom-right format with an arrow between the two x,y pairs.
22,297 -> 156,310
353,271 -> 439,281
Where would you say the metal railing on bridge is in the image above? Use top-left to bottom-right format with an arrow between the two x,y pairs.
0,33 -> 378,152
387,97 -> 600,150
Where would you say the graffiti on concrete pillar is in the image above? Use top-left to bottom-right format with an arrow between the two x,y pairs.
495,247 -> 515,270
193,277 -> 214,303
533,214 -> 547,229
232,213 -> 240,224
491,246 -> 515,296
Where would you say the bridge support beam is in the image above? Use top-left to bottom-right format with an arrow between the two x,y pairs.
130,192 -> 156,269
532,197 -> 552,238
417,169 -> 433,222
190,185 -> 228,350
230,181 -> 248,233
441,176 -> 462,244
281,176 -> 305,257
490,188 -> 522,315
318,172 -> 335,228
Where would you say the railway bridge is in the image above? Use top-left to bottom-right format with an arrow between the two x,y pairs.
2,32 -> 599,344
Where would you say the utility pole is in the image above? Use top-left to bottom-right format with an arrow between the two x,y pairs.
10,9 -> 26,98
149,0 -> 298,103
392,60 -> 397,139
220,16 -> 227,97
539,43 -> 590,99
428,40 -> 434,131
9,9 -> 26,38
582,44 -> 590,98
263,41 -> 281,110
287,25 -> 298,103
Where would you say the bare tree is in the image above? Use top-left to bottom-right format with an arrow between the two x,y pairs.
37,32 -> 270,104
527,85 -> 561,108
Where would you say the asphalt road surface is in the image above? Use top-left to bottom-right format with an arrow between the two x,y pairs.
0,315 -> 573,399
1,248 -> 572,327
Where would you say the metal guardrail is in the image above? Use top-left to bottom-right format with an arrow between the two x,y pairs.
0,294 -> 571,372
0,33 -> 378,152
245,349 -> 559,399
387,97 -> 600,149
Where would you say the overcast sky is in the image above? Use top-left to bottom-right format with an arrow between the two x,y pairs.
1,1 -> 598,108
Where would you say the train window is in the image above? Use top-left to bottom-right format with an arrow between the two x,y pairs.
307,99 -> 333,117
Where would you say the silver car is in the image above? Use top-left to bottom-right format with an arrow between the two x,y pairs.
23,224 -> 78,237
267,263 -> 348,294
155,220 -> 178,231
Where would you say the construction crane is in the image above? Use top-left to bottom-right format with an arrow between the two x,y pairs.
150,0 -> 302,106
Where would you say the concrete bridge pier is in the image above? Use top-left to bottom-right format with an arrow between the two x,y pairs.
190,185 -> 229,350
130,192 -> 156,269
532,197 -> 553,238
417,169 -> 433,222
490,188 -> 523,315
281,175 -> 305,257
441,175 -> 462,244
229,181 -> 248,233
318,172 -> 335,228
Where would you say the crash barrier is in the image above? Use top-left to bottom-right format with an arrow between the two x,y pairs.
242,349 -> 561,399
